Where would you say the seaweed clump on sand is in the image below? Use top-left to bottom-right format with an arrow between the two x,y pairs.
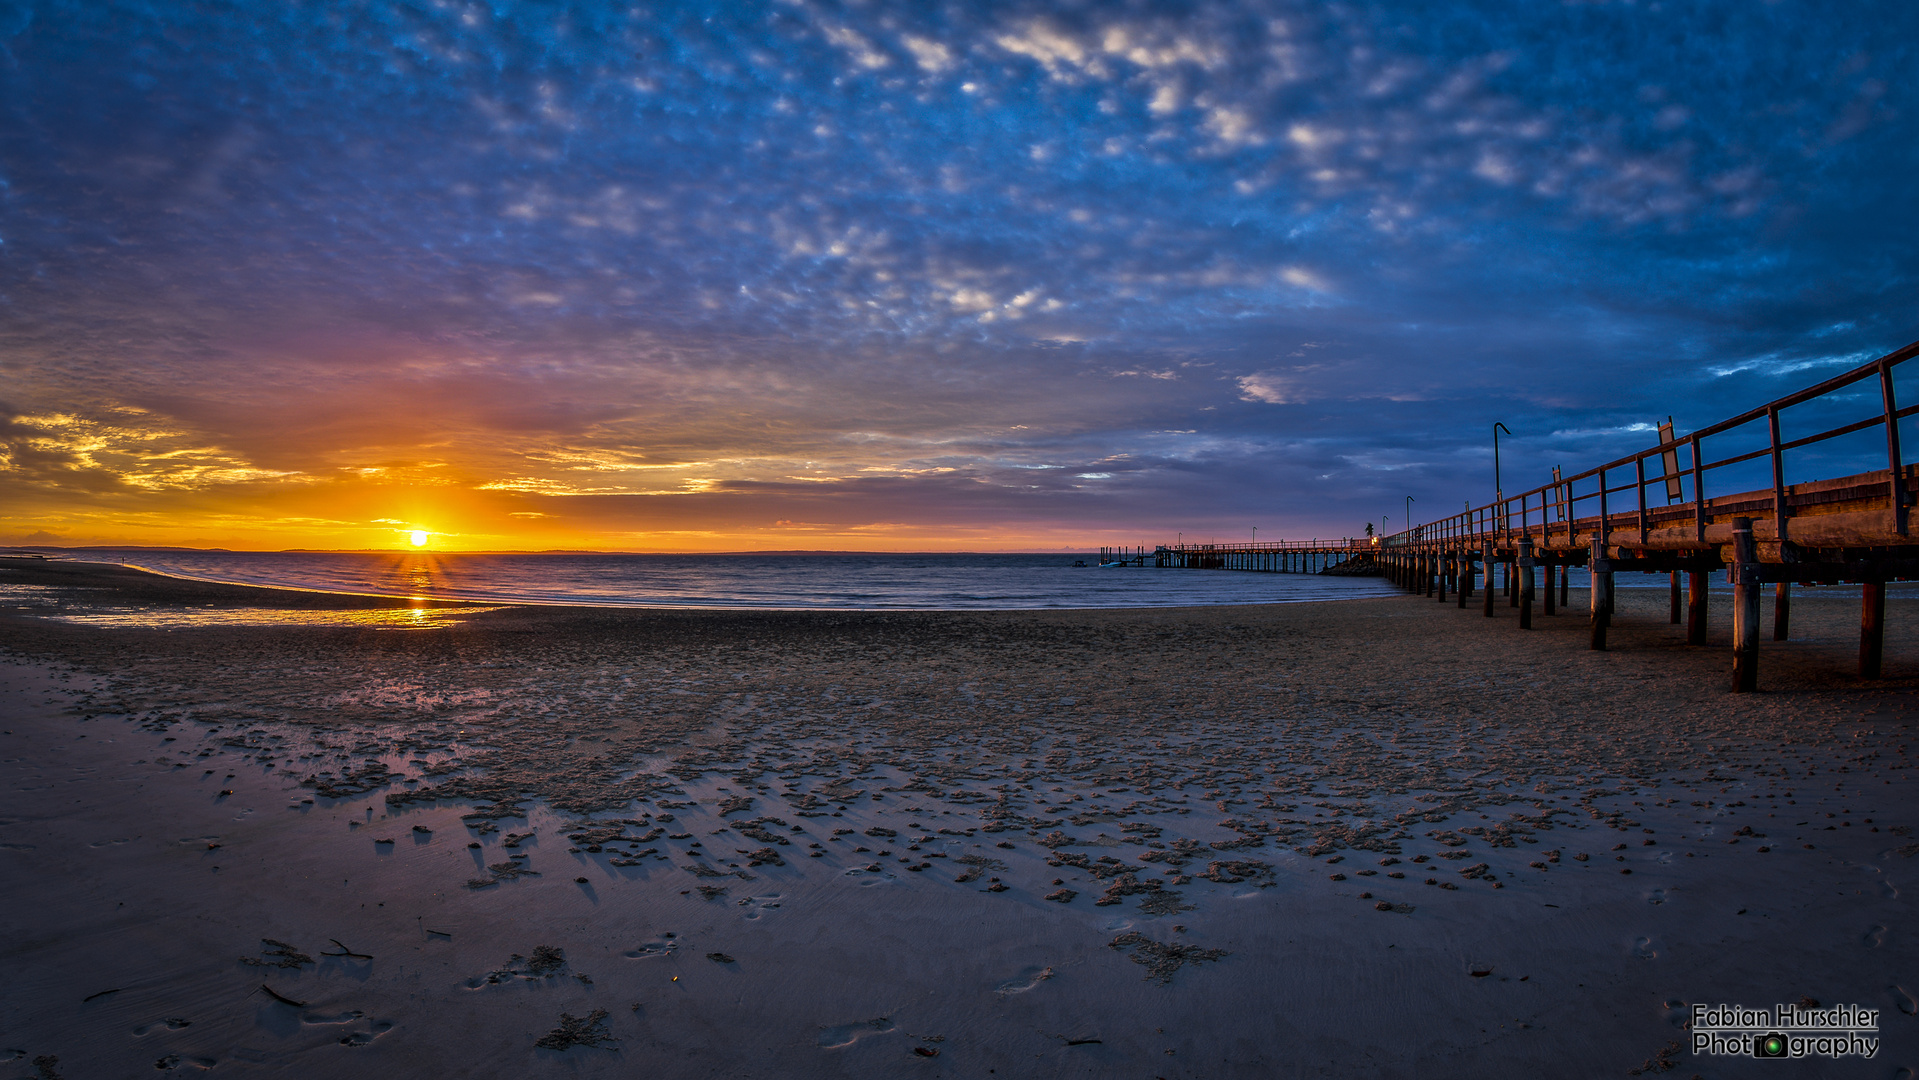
526,945 -> 567,975
239,938 -> 314,968
1106,932 -> 1227,985
535,1008 -> 616,1050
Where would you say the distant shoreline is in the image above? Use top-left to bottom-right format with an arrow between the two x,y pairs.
0,555 -> 1387,617
3,549 -> 1396,614
3,544 -> 1109,556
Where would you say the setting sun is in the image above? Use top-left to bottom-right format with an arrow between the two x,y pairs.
409,530 -> 429,547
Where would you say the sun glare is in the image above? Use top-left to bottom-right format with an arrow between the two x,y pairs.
409,530 -> 429,547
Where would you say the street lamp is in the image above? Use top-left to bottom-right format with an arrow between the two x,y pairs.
1252,527 -> 1257,545
1405,496 -> 1414,537
1492,422 -> 1513,502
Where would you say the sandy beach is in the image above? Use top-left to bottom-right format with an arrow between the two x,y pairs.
1,556 -> 1915,1078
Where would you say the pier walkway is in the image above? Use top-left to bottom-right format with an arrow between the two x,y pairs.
1139,336 -> 1919,692
1101,539 -> 1368,573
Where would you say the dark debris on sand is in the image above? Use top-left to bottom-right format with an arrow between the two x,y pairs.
1107,931 -> 1227,984
534,1008 -> 616,1051
238,938 -> 314,969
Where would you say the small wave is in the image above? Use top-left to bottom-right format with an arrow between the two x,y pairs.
65,550 -> 1402,612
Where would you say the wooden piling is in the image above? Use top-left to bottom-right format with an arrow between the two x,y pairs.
1518,538 -> 1534,629
1687,570 -> 1708,646
1542,555 -> 1555,616
1589,538 -> 1612,650
1483,552 -> 1496,617
1773,582 -> 1791,641
1862,580 -> 1886,679
1731,517 -> 1759,693
1559,562 -> 1568,610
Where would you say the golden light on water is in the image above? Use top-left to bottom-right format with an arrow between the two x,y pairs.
409,530 -> 429,547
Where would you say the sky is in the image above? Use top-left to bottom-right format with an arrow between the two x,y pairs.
2,0 -> 1916,552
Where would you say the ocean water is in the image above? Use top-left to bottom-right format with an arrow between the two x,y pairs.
58,550 -> 1404,611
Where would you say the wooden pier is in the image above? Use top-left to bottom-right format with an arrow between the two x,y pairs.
1121,336 -> 1919,692
1139,539 -> 1371,574
1373,337 -> 1919,691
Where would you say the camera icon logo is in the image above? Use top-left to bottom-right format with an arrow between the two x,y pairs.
1753,1033 -> 1788,1058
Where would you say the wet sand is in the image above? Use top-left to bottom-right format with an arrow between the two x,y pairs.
1,556 -> 1915,1078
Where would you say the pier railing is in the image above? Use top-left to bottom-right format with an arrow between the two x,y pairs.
1385,336 -> 1919,557
1371,334 -> 1919,691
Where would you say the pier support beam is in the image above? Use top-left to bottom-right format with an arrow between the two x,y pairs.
1773,582 -> 1792,641
1731,518 -> 1759,693
1542,556 -> 1555,616
1518,538 -> 1535,629
1559,562 -> 1569,610
1483,553 -> 1497,617
1589,539 -> 1612,650
1862,580 -> 1887,679
1687,570 -> 1708,646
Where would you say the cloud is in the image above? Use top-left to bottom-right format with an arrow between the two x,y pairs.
0,0 -> 1913,547
900,34 -> 955,74
1236,373 -> 1312,405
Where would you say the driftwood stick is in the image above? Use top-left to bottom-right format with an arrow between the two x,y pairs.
257,984 -> 308,1008
321,938 -> 373,960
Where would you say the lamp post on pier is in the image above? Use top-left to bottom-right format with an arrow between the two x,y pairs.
1405,496 -> 1414,538
1492,422 -> 1513,503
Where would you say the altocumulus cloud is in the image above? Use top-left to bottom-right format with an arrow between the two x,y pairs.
0,0 -> 1914,546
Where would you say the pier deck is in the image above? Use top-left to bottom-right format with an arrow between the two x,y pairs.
1135,336 -> 1919,692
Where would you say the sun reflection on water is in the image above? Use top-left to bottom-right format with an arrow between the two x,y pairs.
35,606 -> 502,630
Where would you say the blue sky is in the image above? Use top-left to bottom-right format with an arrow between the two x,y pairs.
1,0 -> 1915,549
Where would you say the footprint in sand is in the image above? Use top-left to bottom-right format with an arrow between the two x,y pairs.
153,1055 -> 216,1071
817,1017 -> 895,1049
1633,936 -> 1661,960
994,966 -> 1055,997
1865,925 -> 1887,948
1893,985 -> 1918,1016
737,894 -> 782,920
624,939 -> 679,958
337,1021 -> 394,1046
1646,888 -> 1667,906
132,1018 -> 195,1036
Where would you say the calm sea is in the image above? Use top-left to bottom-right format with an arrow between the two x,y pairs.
59,550 -> 1404,611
